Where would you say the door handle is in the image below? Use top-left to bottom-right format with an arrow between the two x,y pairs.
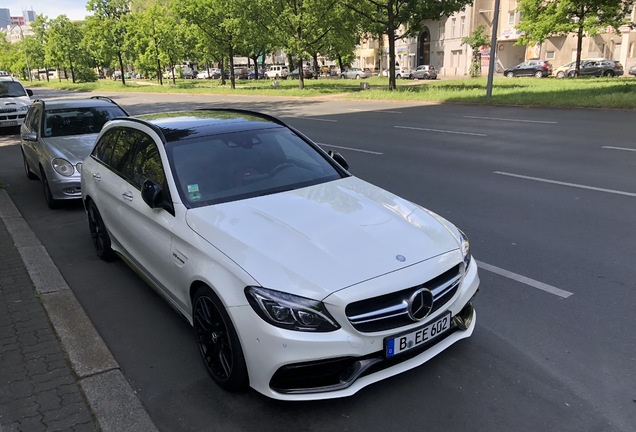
122,191 -> 134,201
92,173 -> 101,182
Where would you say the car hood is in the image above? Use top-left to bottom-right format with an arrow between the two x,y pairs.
43,134 -> 98,163
185,177 -> 460,300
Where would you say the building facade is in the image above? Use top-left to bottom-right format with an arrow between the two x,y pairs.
355,1 -> 636,76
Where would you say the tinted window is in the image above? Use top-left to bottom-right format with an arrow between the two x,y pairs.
167,127 -> 343,207
125,133 -> 166,189
92,129 -> 121,165
109,128 -> 138,173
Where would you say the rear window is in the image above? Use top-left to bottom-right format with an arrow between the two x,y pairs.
43,106 -> 127,137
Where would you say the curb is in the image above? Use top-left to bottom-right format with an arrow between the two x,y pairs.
0,188 -> 158,432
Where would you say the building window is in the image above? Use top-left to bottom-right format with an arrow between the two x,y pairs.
546,51 -> 555,60
451,50 -> 462,67
439,22 -> 445,40
508,12 -> 515,25
451,18 -> 456,38
460,16 -> 465,36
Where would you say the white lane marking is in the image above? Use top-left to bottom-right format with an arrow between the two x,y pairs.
287,116 -> 338,122
477,261 -> 573,298
464,115 -> 557,124
317,143 -> 383,155
395,125 -> 487,137
602,146 -> 636,152
494,171 -> 636,198
346,109 -> 403,114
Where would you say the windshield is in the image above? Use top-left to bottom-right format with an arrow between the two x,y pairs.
168,127 -> 344,207
43,106 -> 127,137
0,81 -> 28,98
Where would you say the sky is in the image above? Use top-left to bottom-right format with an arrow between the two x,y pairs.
3,0 -> 91,22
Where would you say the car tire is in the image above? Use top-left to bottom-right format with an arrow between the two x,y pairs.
556,71 -> 565,79
21,149 -> 37,180
603,71 -> 614,77
40,168 -> 59,209
568,70 -> 577,78
505,71 -> 515,78
355,74 -> 360,79
192,285 -> 249,392
396,74 -> 401,79
87,200 -> 116,261
534,71 -> 544,78
340,74 -> 345,79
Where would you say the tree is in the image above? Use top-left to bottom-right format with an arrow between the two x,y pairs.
173,0 -> 241,89
342,0 -> 472,90
46,16 -> 89,83
86,0 -> 132,84
461,25 -> 490,77
517,0 -> 628,75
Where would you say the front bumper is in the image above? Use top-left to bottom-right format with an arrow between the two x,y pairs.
232,256 -> 479,400
49,174 -> 82,200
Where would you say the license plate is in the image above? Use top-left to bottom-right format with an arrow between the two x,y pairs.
385,312 -> 451,358
1,121 -> 17,126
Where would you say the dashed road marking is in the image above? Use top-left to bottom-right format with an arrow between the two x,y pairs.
477,261 -> 573,298
395,125 -> 487,136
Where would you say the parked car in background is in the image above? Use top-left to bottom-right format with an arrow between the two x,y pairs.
265,65 -> 289,79
0,76 -> 33,130
552,59 -> 603,78
289,68 -> 314,79
248,70 -> 264,80
233,68 -> 250,80
395,66 -> 412,79
19,96 -> 128,209
629,64 -> 636,77
563,60 -> 623,77
504,60 -> 552,78
320,65 -> 339,76
411,65 -> 437,80
81,108 -> 479,400
340,67 -> 371,79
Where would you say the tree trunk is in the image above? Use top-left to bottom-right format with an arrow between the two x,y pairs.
312,52 -> 319,79
251,55 -> 259,80
387,0 -> 396,90
118,51 -> 126,85
228,42 -> 236,89
574,8 -> 585,76
219,57 -> 226,85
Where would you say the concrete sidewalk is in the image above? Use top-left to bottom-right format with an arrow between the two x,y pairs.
0,188 -> 158,432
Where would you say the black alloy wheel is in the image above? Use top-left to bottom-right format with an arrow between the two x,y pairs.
21,149 -> 37,180
40,169 -> 59,209
193,286 -> 248,391
87,201 -> 115,261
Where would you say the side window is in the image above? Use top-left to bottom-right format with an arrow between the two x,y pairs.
92,129 -> 121,166
109,128 -> 138,174
125,132 -> 167,190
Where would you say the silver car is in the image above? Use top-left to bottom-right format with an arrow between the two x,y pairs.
20,97 -> 128,209
411,65 -> 437,80
340,68 -> 371,79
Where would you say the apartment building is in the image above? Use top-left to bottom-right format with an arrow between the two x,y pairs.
356,1 -> 636,76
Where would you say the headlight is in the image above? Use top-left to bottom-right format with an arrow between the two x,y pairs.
19,105 -> 29,112
52,158 -> 75,176
245,287 -> 340,332
458,228 -> 471,269
76,162 -> 82,174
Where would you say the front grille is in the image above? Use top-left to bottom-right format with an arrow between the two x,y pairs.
0,108 -> 18,113
345,264 -> 461,333
0,113 -> 25,121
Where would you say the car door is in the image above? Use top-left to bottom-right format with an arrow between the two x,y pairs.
115,128 -> 186,311
21,104 -> 42,172
580,61 -> 598,76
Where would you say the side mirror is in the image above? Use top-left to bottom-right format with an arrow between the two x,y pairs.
21,132 -> 37,142
141,179 -> 163,208
327,150 -> 349,171
27,89 -> 33,96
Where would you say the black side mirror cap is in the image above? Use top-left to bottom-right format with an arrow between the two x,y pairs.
328,150 -> 349,171
21,132 -> 37,142
27,89 -> 33,96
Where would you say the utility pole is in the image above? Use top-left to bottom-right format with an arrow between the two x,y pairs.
486,0 -> 500,98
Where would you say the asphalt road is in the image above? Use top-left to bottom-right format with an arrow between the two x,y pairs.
1,88 -> 634,432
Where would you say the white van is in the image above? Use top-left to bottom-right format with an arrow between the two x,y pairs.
0,76 -> 33,129
265,65 -> 289,79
